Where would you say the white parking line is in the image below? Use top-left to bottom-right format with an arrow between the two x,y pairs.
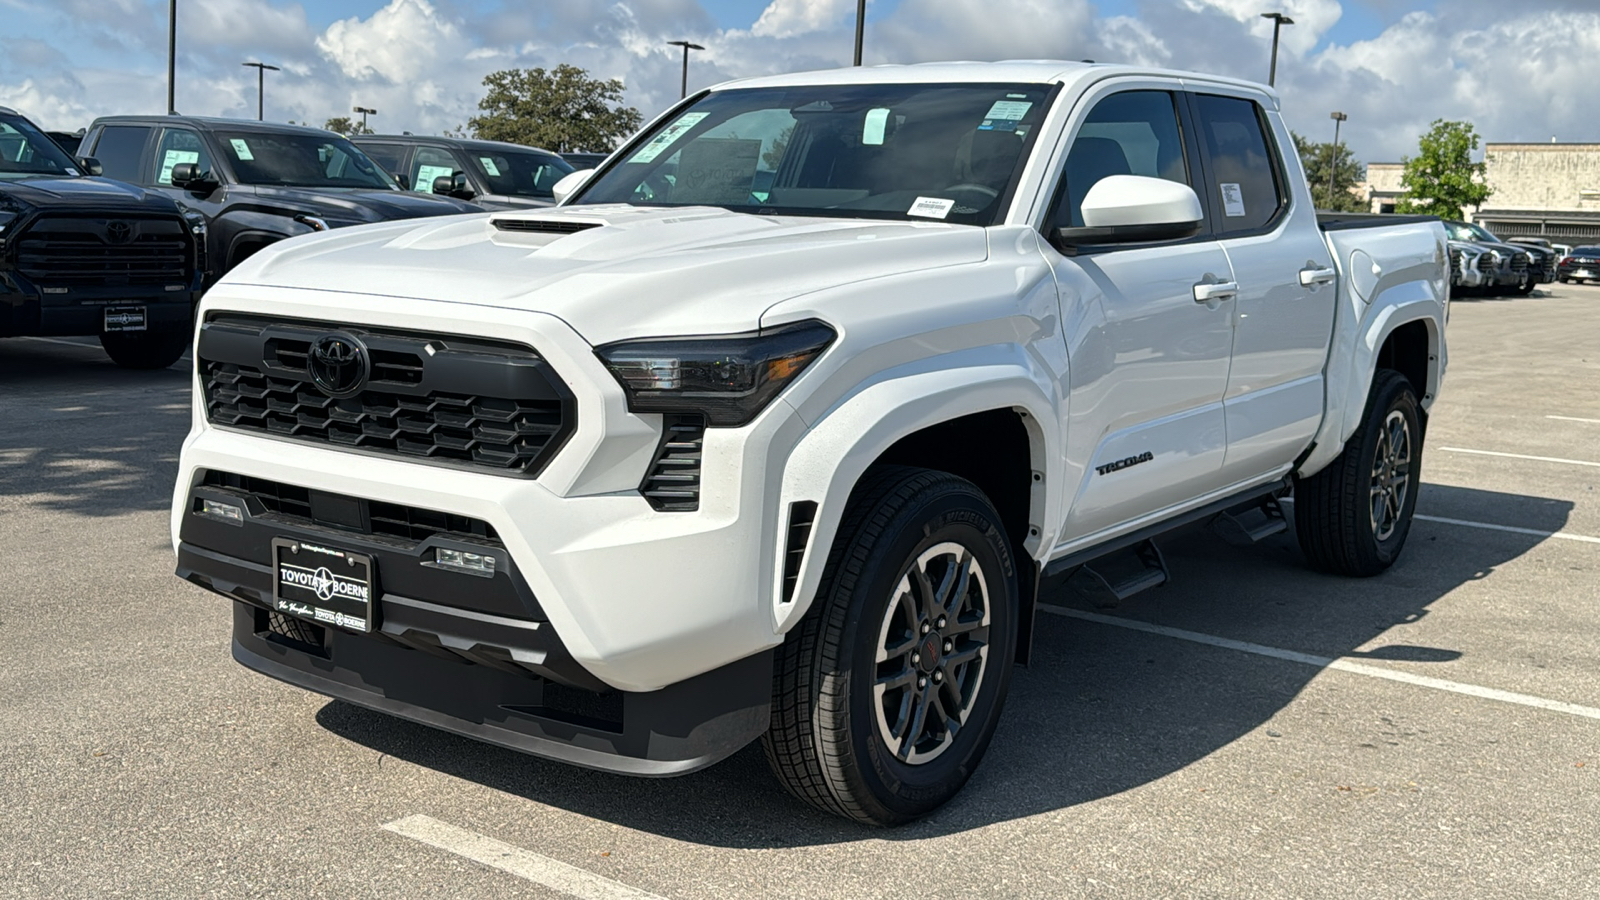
382,814 -> 667,900
1415,514 -> 1600,545
1547,415 -> 1600,424
1037,606 -> 1600,722
1439,447 -> 1600,469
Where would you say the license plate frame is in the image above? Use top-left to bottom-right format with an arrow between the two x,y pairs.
104,306 -> 148,332
271,538 -> 377,633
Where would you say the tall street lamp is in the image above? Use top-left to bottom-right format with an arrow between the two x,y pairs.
666,40 -> 704,99
1328,111 -> 1349,210
241,61 -> 279,121
353,106 -> 377,132
1260,12 -> 1294,87
167,0 -> 177,113
853,0 -> 866,66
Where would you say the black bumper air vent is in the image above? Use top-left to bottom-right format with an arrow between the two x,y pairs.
492,218 -> 603,235
1448,248 -> 1461,278
782,501 -> 818,603
15,214 -> 192,287
198,316 -> 576,478
640,413 -> 706,512
202,470 -> 501,547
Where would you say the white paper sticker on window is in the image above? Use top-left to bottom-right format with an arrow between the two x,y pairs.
229,138 -> 254,161
629,111 -> 709,164
983,100 -> 1032,121
908,196 -> 955,219
480,157 -> 501,176
415,164 -> 455,193
863,108 -> 890,146
158,149 -> 199,185
1220,182 -> 1246,217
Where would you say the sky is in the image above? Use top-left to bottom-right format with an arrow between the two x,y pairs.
0,0 -> 1591,164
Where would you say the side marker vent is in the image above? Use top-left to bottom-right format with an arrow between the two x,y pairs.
781,501 -> 818,603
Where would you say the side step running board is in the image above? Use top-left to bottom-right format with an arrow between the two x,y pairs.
1209,497 -> 1288,547
1068,539 -> 1168,609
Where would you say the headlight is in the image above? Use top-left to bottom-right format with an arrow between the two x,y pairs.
0,209 -> 16,235
595,320 -> 836,427
295,214 -> 331,232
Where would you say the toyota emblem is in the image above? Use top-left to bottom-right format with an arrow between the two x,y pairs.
307,333 -> 369,397
104,221 -> 133,244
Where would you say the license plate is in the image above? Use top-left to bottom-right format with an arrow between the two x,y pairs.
272,538 -> 376,633
104,306 -> 147,332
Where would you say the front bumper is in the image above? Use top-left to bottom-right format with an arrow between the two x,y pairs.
0,286 -> 198,337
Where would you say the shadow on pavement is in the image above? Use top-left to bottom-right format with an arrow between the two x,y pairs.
317,481 -> 1573,846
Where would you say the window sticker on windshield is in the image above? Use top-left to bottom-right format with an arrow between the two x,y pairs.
415,164 -> 454,193
984,100 -> 1032,121
863,108 -> 890,146
672,138 -> 762,205
480,157 -> 502,177
158,149 -> 198,184
629,112 -> 710,164
1220,183 -> 1247,217
229,138 -> 254,161
908,197 -> 955,219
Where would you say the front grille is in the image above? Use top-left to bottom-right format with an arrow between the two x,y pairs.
203,470 -> 501,547
1449,248 -> 1462,277
640,414 -> 706,511
1477,254 -> 1494,272
198,316 -> 575,478
492,218 -> 602,235
1511,252 -> 1529,273
15,215 -> 192,287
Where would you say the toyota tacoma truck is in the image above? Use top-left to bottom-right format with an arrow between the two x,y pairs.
171,62 -> 1449,825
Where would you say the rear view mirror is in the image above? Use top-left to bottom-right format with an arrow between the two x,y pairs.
1054,175 -> 1202,248
170,162 -> 216,190
76,156 -> 103,177
551,169 -> 595,205
432,172 -> 476,200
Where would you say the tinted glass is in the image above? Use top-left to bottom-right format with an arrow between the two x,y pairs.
0,114 -> 81,181
1572,247 -> 1600,257
153,128 -> 212,185
1054,90 -> 1188,228
90,125 -> 153,182
217,131 -> 395,189
410,147 -> 458,194
466,148 -> 574,198
360,143 -> 408,174
575,83 -> 1053,226
1193,94 -> 1283,234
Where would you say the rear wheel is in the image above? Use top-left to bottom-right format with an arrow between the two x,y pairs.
99,328 -> 190,370
762,466 -> 1018,825
1516,277 -> 1536,295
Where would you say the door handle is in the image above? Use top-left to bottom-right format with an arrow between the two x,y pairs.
1192,281 -> 1239,303
1299,265 -> 1337,286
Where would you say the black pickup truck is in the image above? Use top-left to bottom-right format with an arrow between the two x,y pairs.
79,116 -> 481,288
1,106 -> 202,369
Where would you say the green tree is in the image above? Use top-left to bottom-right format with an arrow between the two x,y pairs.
323,116 -> 373,137
468,65 -> 643,152
1292,132 -> 1367,213
1396,119 -> 1492,219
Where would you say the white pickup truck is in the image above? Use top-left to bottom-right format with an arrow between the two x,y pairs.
171,61 -> 1448,825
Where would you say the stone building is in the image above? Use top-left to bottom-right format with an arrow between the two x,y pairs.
1472,143 -> 1600,246
1359,162 -> 1405,214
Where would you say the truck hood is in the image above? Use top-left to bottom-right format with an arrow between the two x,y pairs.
242,185 -> 482,222
0,175 -> 182,213
231,204 -> 990,343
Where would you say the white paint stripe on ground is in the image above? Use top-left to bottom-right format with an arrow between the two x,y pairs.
1415,514 -> 1600,546
1439,446 -> 1600,468
382,814 -> 668,900
1547,415 -> 1600,424
1037,606 -> 1600,722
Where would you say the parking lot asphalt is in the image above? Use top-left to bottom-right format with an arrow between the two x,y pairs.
2,286 -> 1597,899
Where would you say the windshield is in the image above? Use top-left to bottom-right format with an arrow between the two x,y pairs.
218,130 -> 396,189
0,114 -> 81,181
1446,222 -> 1500,243
465,147 -> 573,199
1571,247 -> 1600,257
573,83 -> 1054,226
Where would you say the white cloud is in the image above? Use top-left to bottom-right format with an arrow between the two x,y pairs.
750,0 -> 856,39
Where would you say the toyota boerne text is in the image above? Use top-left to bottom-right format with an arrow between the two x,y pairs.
171,61 -> 1449,825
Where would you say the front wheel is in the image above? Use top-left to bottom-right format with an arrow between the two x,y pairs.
100,329 -> 190,370
762,466 -> 1018,825
1293,369 -> 1422,576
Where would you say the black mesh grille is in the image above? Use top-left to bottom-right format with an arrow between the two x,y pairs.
640,414 -> 706,512
15,215 -> 192,286
198,316 -> 574,478
1449,248 -> 1462,277
203,470 -> 501,546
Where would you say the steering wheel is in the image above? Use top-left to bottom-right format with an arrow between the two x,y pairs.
945,182 -> 1000,199
631,171 -> 674,203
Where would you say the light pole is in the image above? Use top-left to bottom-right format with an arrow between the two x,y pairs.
1260,12 -> 1294,87
853,0 -> 866,66
353,106 -> 377,133
1327,111 -> 1349,210
167,0 -> 177,113
241,61 -> 279,121
666,40 -> 703,99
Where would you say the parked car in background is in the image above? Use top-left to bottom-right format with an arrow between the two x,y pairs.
1448,240 -> 1489,295
560,152 -> 609,170
1443,220 -> 1550,295
78,117 -> 483,287
45,130 -> 84,156
1,106 -> 202,368
1558,246 -> 1600,283
355,135 -> 573,210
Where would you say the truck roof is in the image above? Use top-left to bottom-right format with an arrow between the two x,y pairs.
88,115 -> 342,136
356,134 -> 562,156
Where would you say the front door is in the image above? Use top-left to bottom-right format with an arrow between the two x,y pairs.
1042,87 -> 1238,544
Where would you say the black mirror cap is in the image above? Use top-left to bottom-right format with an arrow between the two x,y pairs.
76,156 -> 103,177
1052,219 -> 1201,253
170,162 -> 216,189
432,172 -> 477,200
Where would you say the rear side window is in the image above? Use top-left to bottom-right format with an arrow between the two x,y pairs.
360,143 -> 408,174
1192,94 -> 1284,235
1054,91 -> 1189,228
90,125 -> 153,183
152,128 -> 211,185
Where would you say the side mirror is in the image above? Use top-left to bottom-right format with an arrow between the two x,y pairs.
170,162 -> 216,190
432,172 -> 476,200
551,168 -> 595,205
393,172 -> 410,190
1054,175 -> 1203,249
76,156 -> 103,177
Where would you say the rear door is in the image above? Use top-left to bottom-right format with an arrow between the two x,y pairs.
84,124 -> 155,185
358,142 -> 413,187
1188,90 -> 1336,481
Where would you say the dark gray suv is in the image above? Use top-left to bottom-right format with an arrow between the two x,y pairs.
355,135 -> 574,210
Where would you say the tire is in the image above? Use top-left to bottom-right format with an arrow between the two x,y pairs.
99,328 -> 190,370
762,466 -> 1019,825
1293,370 -> 1422,576
1516,278 -> 1536,295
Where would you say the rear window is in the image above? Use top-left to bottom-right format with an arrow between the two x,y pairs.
90,125 -> 153,182
1192,94 -> 1285,235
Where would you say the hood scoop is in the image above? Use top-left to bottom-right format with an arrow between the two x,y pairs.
490,216 -> 604,235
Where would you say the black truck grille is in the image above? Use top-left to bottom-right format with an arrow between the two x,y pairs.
198,316 -> 575,477
640,414 -> 706,512
202,470 -> 501,546
1511,252 -> 1529,273
15,215 -> 192,286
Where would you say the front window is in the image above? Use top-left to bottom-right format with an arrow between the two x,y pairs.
0,114 -> 80,181
1446,222 -> 1500,243
217,131 -> 396,189
573,83 -> 1054,226
466,147 -> 574,199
